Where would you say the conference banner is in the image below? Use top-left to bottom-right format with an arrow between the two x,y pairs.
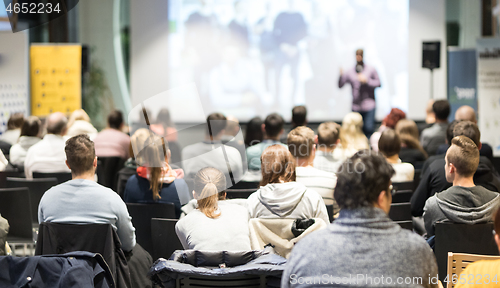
447,48 -> 477,123
476,38 -> 500,156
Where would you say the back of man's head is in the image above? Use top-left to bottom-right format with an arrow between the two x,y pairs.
264,113 -> 284,138
453,121 -> 480,147
108,110 -> 124,130
287,126 -> 314,159
455,105 -> 477,123
65,134 -> 96,176
46,112 -> 68,135
7,113 -> 24,130
317,122 -> 341,149
20,116 -> 41,137
446,136 -> 479,178
225,115 -> 240,137
378,129 -> 401,158
335,151 -> 395,209
206,112 -> 227,138
432,100 -> 450,121
292,106 -> 307,127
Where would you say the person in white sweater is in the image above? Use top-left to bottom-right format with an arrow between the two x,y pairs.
247,144 -> 329,224
10,116 -> 42,167
378,129 -> 414,183
175,167 -> 251,251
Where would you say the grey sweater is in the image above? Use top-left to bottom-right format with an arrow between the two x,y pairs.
282,207 -> 438,288
423,185 -> 500,236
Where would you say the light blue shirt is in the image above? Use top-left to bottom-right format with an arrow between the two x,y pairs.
245,140 -> 286,171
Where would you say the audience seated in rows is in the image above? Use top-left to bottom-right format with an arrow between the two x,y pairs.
9,116 -> 41,167
24,112 -> 71,179
287,126 -> 338,214
175,167 -> 251,251
246,113 -> 286,171
423,135 -> 500,237
65,109 -> 98,139
94,110 -> 131,159
395,119 -> 427,167
38,134 -> 136,252
333,112 -> 369,161
246,144 -> 329,224
378,129 -> 415,183
182,113 -> 243,182
0,112 -> 23,145
411,121 -> 500,217
244,116 -> 263,148
370,108 -> 406,152
420,99 -> 450,156
435,105 -> 493,160
149,108 -> 178,142
313,122 -> 343,174
454,207 -> 500,288
282,151 -> 438,288
124,134 -> 190,218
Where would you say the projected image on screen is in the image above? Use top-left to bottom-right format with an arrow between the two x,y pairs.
167,0 -> 408,122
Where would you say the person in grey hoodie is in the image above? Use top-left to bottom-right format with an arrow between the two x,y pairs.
424,136 -> 500,236
9,116 -> 41,167
282,151 -> 438,288
247,144 -> 329,224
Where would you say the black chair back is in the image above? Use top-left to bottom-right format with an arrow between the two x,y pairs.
7,177 -> 58,223
33,172 -> 72,184
326,205 -> 334,223
0,170 -> 25,188
394,220 -> 413,230
0,187 -> 32,240
126,203 -> 176,256
96,157 -> 126,191
392,181 -> 414,191
151,218 -> 183,260
435,222 -> 499,282
225,188 -> 257,199
392,190 -> 413,203
388,202 -> 412,222
493,157 -> 500,174
231,181 -> 260,189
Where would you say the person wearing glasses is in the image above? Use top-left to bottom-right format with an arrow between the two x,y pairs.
378,129 -> 415,183
282,151 -> 438,288
423,135 -> 500,237
287,126 -> 338,217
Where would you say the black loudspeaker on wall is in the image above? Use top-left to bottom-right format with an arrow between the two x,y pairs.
422,41 -> 441,69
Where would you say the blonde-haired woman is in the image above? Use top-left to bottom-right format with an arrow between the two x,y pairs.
175,167 -> 251,251
66,109 -> 98,139
395,119 -> 427,167
123,134 -> 190,218
334,112 -> 369,161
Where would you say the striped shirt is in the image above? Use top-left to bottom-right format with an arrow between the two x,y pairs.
295,166 -> 339,214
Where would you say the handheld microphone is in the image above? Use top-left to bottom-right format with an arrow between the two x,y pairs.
355,64 -> 364,73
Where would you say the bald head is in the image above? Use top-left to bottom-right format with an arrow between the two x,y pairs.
455,106 -> 477,123
46,112 -> 68,135
225,115 -> 240,137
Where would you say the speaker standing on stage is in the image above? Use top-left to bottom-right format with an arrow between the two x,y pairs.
339,49 -> 381,138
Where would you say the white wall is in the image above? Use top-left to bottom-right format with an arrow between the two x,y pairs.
408,0 -> 447,120
130,0 -> 447,121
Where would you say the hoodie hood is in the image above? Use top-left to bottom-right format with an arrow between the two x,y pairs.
257,182 -> 308,217
17,136 -> 41,150
436,186 -> 500,224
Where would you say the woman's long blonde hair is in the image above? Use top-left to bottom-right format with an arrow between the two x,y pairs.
340,112 -> 369,151
193,167 -> 226,219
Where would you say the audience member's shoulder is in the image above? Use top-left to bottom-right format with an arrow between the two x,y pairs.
397,226 -> 432,252
428,156 -> 445,170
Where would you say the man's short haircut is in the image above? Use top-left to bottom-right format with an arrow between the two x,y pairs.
432,100 -> 451,121
46,113 -> 68,135
334,150 -> 395,209
317,122 -> 341,148
206,112 -> 227,137
7,113 -> 24,130
65,134 -> 96,175
292,105 -> 307,127
20,116 -> 41,137
378,129 -> 401,158
287,126 -> 314,159
447,135 -> 479,177
108,110 -> 124,129
264,113 -> 284,138
446,120 -> 460,145
452,121 -> 480,147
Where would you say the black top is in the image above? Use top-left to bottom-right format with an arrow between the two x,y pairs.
399,147 -> 427,169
